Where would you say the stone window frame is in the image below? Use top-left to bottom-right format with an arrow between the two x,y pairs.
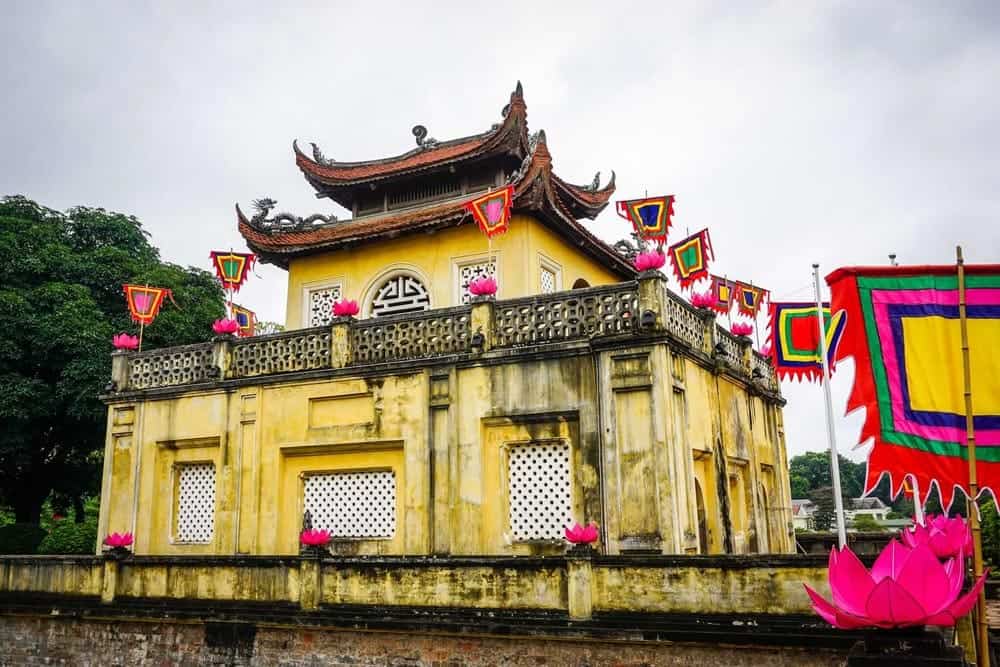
537,253 -> 562,295
301,468 -> 398,540
170,460 -> 217,545
361,264 -> 433,318
451,251 -> 501,306
499,437 -> 576,544
301,277 -> 345,328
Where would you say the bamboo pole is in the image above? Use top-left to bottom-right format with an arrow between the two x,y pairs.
813,264 -> 847,548
957,246 -> 989,667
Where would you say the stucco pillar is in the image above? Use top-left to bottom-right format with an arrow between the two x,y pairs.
330,317 -> 353,369
565,547 -> 594,620
211,336 -> 232,379
100,558 -> 119,604
698,309 -> 717,357
637,272 -> 668,332
469,296 -> 494,352
736,336 -> 753,375
110,351 -> 130,391
299,557 -> 321,611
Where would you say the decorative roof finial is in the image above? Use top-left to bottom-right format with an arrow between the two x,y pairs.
586,172 -> 601,191
412,125 -> 438,149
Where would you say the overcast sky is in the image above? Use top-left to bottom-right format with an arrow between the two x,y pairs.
3,1 -> 998,461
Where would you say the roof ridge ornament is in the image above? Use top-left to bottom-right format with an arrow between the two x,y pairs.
310,142 -> 335,167
245,199 -> 338,234
412,125 -> 439,149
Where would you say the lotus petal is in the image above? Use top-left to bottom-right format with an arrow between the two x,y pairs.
896,544 -> 952,614
804,585 -> 839,626
871,539 -> 911,583
945,570 -> 989,619
828,546 -> 874,617
865,578 -> 928,627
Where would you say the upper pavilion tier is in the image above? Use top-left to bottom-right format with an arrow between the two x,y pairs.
238,83 -> 632,277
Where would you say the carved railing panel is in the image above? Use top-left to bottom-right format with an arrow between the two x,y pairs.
493,283 -> 638,348
752,351 -> 778,390
350,307 -> 471,364
230,328 -> 331,378
128,343 -> 216,390
715,328 -> 745,370
663,290 -> 706,351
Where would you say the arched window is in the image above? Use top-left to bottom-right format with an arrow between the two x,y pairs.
370,273 -> 431,317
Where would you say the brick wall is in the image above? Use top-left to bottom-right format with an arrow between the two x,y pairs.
0,615 -> 846,667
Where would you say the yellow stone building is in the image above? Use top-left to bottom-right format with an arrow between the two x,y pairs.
97,83 -> 793,558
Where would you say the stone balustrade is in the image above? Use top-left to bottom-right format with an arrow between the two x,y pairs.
107,276 -> 778,395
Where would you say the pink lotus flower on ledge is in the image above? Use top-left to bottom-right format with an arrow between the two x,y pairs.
103,532 -> 134,549
804,540 -> 987,629
300,529 -> 332,547
212,318 -> 240,335
332,299 -> 359,317
565,522 -> 599,544
901,514 -> 972,560
731,321 -> 754,337
469,276 -> 498,296
634,250 -> 666,272
690,291 -> 714,309
112,333 -> 139,350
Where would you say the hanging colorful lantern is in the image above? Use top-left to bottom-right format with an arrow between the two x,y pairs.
123,284 -> 172,326
209,251 -> 256,292
464,186 -> 513,238
616,195 -> 674,244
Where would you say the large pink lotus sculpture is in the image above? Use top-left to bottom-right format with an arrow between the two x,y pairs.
332,299 -> 359,317
690,291 -> 714,309
103,532 -> 134,549
804,540 -> 986,629
468,276 -> 498,296
565,522 -> 599,545
901,514 -> 972,560
212,318 -> 240,335
112,333 -> 139,350
731,321 -> 753,337
634,250 -> 666,272
300,529 -> 332,547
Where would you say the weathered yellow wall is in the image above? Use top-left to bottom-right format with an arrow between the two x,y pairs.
284,214 -> 621,328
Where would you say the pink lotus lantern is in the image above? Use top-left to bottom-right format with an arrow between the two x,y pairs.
469,276 -> 498,297
690,291 -> 714,309
731,321 -> 754,337
804,540 -> 987,629
300,529 -> 332,547
212,318 -> 240,335
633,250 -> 666,272
332,299 -> 359,317
565,522 -> 599,545
112,333 -> 140,350
901,514 -> 972,560
103,532 -> 134,549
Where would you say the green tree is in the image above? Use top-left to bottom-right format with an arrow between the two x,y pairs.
0,196 -> 225,524
851,514 -> 883,532
809,485 -> 837,532
789,451 -> 867,500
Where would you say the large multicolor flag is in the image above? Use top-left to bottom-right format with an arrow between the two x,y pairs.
616,195 -> 674,244
735,281 -> 767,317
668,228 -> 713,289
123,284 -> 172,326
210,251 -> 256,292
231,304 -> 256,338
465,186 -> 513,238
827,264 -> 1000,509
709,275 -> 736,314
768,302 -> 847,382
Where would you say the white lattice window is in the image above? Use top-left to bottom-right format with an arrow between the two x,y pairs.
540,267 -> 557,294
508,442 -> 573,541
176,464 -> 215,542
458,260 -> 497,304
303,471 -> 396,538
371,274 -> 430,317
308,285 -> 343,327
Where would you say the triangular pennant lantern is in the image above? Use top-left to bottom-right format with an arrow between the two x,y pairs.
123,284 -> 172,325
616,196 -> 674,243
709,274 -> 736,314
231,304 -> 256,338
209,251 -> 256,292
668,229 -> 713,289
768,302 -> 847,382
736,282 -> 766,317
464,186 -> 513,238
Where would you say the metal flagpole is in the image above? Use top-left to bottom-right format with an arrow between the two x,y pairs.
957,246 -> 989,667
910,476 -> 925,526
813,264 -> 847,548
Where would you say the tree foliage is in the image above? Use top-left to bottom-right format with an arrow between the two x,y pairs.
0,196 -> 225,523
809,485 -> 837,531
789,451 -> 867,500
